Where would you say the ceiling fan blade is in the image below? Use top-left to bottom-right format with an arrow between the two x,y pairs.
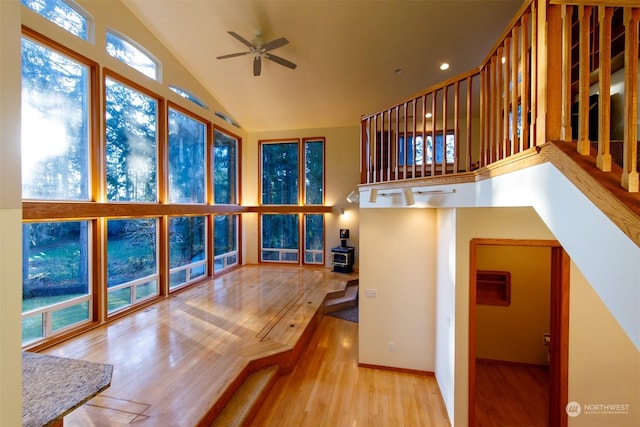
227,31 -> 255,49
262,37 -> 289,52
216,52 -> 250,60
253,56 -> 262,76
264,53 -> 297,70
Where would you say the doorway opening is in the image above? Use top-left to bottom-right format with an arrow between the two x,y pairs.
468,239 -> 569,427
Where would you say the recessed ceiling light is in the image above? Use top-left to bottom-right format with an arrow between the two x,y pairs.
425,113 -> 433,119
394,68 -> 403,75
439,63 -> 450,71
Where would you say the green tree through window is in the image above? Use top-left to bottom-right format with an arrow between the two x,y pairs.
105,77 -> 158,202
21,37 -> 90,200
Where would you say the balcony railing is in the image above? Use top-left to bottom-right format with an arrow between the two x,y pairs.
360,0 -> 639,193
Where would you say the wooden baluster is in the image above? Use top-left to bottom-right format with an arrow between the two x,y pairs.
403,102 -> 408,179
561,5 -> 573,142
502,40 -> 510,159
622,7 -> 639,192
454,80 -> 460,174
412,98 -> 417,179
373,114 -> 379,183
442,85 -> 448,174
481,66 -> 488,167
490,55 -> 498,163
519,8 -> 536,151
511,24 -> 520,155
466,75 -> 473,171
577,6 -> 593,155
386,109 -> 392,182
361,118 -> 369,184
420,93 -> 427,178
431,90 -> 437,176
597,6 -> 613,172
394,105 -> 399,181
530,0 -> 538,148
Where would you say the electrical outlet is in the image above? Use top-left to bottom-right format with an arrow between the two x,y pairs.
365,288 -> 377,298
388,342 -> 395,352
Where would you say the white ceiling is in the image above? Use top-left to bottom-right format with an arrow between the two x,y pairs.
122,0 -> 524,132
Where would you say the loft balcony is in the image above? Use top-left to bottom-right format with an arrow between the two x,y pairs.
360,0 -> 639,202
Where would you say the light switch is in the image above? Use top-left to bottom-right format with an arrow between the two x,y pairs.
365,288 -> 377,298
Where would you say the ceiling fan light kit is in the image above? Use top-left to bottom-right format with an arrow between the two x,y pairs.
217,31 -> 297,76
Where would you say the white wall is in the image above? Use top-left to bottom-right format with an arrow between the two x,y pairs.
568,263 -> 640,427
435,208 -> 457,424
359,208 -> 437,371
0,0 -> 24,424
475,163 -> 640,350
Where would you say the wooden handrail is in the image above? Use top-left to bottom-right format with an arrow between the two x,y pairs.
360,0 -> 639,195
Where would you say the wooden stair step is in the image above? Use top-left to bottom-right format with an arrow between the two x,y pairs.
211,365 -> 279,427
323,284 -> 358,313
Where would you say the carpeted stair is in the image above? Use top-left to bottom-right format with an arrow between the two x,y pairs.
323,283 -> 358,314
210,365 -> 279,427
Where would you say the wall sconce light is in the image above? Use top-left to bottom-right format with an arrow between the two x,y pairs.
346,190 -> 360,204
368,189 -> 378,203
339,208 -> 345,215
402,187 -> 415,206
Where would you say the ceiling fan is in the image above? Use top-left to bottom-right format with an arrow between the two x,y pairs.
216,31 -> 297,76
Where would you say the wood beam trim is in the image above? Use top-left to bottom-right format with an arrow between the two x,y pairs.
22,202 -> 333,220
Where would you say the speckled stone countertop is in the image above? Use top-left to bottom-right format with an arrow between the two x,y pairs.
22,352 -> 113,427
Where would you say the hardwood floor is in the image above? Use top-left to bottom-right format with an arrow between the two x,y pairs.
43,265 -> 355,426
251,315 -> 451,427
475,359 -> 549,427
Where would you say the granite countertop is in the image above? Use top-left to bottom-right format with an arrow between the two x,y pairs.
22,352 -> 113,427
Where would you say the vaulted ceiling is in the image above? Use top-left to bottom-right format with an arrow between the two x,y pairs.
122,0 -> 524,132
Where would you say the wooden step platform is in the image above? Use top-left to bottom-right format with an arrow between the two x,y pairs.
47,266 -> 358,426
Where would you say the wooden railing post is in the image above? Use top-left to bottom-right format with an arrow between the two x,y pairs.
541,1 -> 565,146
622,7 -> 639,192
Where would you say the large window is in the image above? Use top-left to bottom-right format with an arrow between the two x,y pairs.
168,107 -> 206,204
304,139 -> 324,205
106,30 -> 160,80
105,76 -> 158,202
261,214 -> 300,263
20,0 -> 242,347
21,0 -> 92,41
169,216 -> 206,289
398,132 -> 455,165
262,140 -> 299,205
260,138 -> 325,264
21,36 -> 91,200
214,129 -> 239,204
214,215 -> 238,272
107,218 -> 158,314
22,221 -> 91,344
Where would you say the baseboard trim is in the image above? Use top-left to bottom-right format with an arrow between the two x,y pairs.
357,363 -> 435,376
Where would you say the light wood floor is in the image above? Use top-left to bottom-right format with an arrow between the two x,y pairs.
251,315 -> 451,427
475,359 -> 549,427
43,265 -> 354,426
